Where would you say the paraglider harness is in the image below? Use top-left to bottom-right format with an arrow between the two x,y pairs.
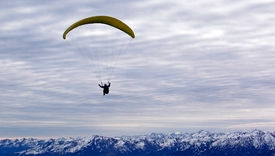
98,82 -> 111,96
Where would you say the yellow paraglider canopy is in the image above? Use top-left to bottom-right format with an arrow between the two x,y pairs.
62,15 -> 135,84
63,15 -> 135,39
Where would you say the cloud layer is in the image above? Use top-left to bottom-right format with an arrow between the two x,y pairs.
1,0 -> 275,138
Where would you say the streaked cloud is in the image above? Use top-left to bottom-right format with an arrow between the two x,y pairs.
1,0 -> 275,138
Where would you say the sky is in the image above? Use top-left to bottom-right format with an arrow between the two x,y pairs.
1,0 -> 275,139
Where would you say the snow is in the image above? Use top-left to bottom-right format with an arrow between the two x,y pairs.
1,129 -> 275,155
135,141 -> 145,149
115,140 -> 125,148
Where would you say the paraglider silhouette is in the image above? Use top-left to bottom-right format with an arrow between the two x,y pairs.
98,82 -> 111,96
63,15 -> 135,95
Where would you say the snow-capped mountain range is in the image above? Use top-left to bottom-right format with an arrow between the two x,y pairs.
1,130 -> 275,156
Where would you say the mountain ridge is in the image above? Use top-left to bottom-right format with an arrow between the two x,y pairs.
1,129 -> 275,156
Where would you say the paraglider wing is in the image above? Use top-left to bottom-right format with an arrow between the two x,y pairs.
62,15 -> 135,85
63,15 -> 135,39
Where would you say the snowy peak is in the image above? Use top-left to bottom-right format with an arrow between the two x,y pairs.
1,130 -> 275,156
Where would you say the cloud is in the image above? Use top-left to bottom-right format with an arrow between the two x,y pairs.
1,0 -> 275,138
